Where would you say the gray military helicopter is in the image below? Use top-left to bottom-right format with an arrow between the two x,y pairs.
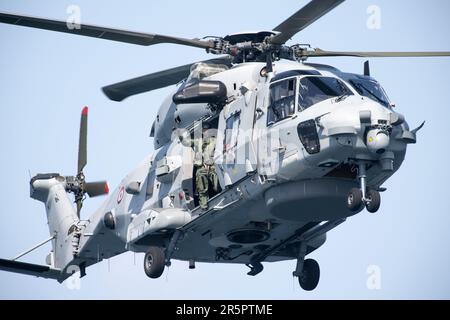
1,0 -> 449,291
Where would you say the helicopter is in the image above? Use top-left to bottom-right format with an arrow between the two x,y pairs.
0,0 -> 449,292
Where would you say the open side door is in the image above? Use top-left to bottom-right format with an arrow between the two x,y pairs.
215,92 -> 258,188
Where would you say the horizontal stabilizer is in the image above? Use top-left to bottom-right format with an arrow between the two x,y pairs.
0,258 -> 64,282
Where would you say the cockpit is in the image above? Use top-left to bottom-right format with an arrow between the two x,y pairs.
267,77 -> 296,125
267,75 -> 353,125
348,78 -> 391,108
298,76 -> 353,109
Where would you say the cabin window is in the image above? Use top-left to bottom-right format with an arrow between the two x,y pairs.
298,76 -> 352,110
267,78 -> 296,125
223,111 -> 241,153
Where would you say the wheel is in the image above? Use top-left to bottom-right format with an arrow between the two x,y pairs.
298,259 -> 320,291
366,189 -> 381,213
143,246 -> 165,279
347,188 -> 363,212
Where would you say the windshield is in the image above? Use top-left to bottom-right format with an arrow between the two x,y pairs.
349,78 -> 390,107
298,76 -> 353,110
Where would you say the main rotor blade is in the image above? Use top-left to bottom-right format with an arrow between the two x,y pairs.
270,0 -> 345,45
78,107 -> 88,174
85,181 -> 109,197
0,12 -> 214,49
304,48 -> 450,58
102,56 -> 233,101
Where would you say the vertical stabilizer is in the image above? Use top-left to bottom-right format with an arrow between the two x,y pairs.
30,174 -> 79,270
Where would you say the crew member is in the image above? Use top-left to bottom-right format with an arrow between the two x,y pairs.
194,122 -> 219,209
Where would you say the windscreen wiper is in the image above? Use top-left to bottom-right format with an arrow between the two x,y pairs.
335,82 -> 352,102
335,92 -> 350,102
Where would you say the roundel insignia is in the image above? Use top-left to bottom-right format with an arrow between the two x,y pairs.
117,186 -> 125,204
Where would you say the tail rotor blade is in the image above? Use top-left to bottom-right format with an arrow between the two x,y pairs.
78,106 -> 88,174
85,181 -> 109,197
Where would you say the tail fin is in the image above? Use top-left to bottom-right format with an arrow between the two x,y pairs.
27,107 -> 108,271
30,173 -> 79,270
6,107 -> 108,278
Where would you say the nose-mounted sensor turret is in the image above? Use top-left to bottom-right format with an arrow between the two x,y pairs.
366,127 -> 391,154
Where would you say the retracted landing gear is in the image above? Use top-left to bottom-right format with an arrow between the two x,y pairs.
347,162 -> 381,213
143,246 -> 165,279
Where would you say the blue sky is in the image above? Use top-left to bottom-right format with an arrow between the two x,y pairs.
0,0 -> 449,299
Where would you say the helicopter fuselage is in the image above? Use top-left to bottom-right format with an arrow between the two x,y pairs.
70,59 -> 416,270
1,0 -> 444,292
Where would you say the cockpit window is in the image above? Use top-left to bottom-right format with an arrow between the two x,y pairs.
267,78 -> 296,125
298,76 -> 353,110
349,78 -> 390,107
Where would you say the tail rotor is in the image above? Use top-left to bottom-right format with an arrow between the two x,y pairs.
66,106 -> 109,218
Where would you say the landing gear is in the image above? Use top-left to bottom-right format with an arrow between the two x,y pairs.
365,189 -> 381,213
346,163 -> 381,213
298,259 -> 320,291
293,242 -> 320,291
347,188 -> 363,212
144,246 -> 165,279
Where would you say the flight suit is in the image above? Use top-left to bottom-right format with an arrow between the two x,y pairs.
194,135 -> 219,209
